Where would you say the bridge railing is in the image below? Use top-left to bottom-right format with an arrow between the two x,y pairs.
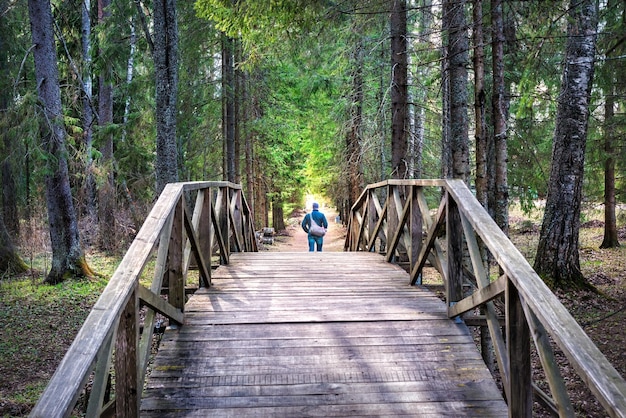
30,181 -> 257,418
345,179 -> 626,418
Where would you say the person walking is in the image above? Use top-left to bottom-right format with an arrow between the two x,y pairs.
301,202 -> 328,252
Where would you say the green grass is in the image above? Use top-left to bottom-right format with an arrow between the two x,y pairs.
0,253 -> 117,417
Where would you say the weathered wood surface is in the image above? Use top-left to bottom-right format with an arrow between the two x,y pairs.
142,252 -> 507,417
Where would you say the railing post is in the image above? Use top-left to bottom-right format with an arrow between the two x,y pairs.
217,186 -> 230,262
367,191 -> 377,252
506,278 -> 532,417
409,185 -> 422,274
115,285 -> 139,417
446,193 -> 463,307
199,189 -> 212,285
168,198 -> 185,310
387,185 -> 398,260
234,189 -> 243,248
348,199 -> 359,251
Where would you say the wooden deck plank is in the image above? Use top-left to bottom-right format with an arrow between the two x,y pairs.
142,401 -> 508,418
141,252 -> 507,417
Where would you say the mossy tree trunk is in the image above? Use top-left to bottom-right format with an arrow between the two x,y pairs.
0,214 -> 26,276
28,0 -> 94,284
154,0 -> 180,195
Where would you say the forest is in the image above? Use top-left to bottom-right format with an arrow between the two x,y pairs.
0,0 -> 624,284
0,0 -> 625,415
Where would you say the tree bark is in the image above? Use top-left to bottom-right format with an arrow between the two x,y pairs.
222,33 -> 236,183
0,26 -> 19,238
0,213 -> 27,276
346,36 -> 364,212
411,0 -> 433,180
473,0 -> 488,210
243,70 -> 254,213
390,0 -> 408,179
472,0 -> 496,375
600,86 -> 620,248
534,0 -> 598,289
441,46 -> 451,179
1,148 -> 19,238
234,38 -> 242,184
82,0 -> 96,219
154,0 -> 179,195
271,196 -> 285,232
97,0 -> 116,251
492,0 -> 508,236
122,17 -> 137,143
28,0 -> 94,284
443,0 -> 470,182
255,167 -> 268,229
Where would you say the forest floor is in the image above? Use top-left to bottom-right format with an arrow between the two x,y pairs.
0,203 -> 625,417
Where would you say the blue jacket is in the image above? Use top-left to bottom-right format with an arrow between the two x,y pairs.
301,209 -> 328,234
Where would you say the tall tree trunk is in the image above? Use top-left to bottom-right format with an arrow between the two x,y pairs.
0,213 -> 27,276
443,0 -> 470,182
346,36 -> 364,212
473,0 -> 488,210
82,0 -> 96,218
0,25 -> 19,238
441,46 -> 451,179
234,39 -> 242,184
244,71 -> 254,212
154,0 -> 179,195
600,86 -> 620,248
222,33 -> 236,183
412,0 -> 433,180
271,196 -> 285,232
254,167 -> 267,229
97,0 -> 116,251
390,0 -> 408,179
248,72 -> 264,229
1,142 -> 19,238
378,16 -> 387,182
122,17 -> 137,143
28,0 -> 94,284
534,0 -> 598,289
472,0 -> 496,375
492,0 -> 508,236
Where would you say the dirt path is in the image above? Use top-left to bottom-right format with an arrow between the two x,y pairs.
263,206 -> 346,252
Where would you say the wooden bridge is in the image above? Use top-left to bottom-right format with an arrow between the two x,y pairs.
30,180 -> 626,417
141,251 -> 507,416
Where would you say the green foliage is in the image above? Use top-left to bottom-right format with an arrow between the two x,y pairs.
506,1 -> 567,207
262,32 -> 348,204
194,0 -> 328,63
177,2 -> 223,182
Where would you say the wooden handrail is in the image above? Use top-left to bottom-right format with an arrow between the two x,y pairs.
345,179 -> 626,418
30,182 -> 257,418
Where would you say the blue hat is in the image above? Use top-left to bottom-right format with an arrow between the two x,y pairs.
312,202 -> 319,210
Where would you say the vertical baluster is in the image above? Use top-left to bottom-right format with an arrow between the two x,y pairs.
410,185 -> 422,274
367,191 -> 376,252
446,193 -> 463,306
168,198 -> 185,311
198,189 -> 212,284
115,286 -> 139,417
507,279 -> 532,417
